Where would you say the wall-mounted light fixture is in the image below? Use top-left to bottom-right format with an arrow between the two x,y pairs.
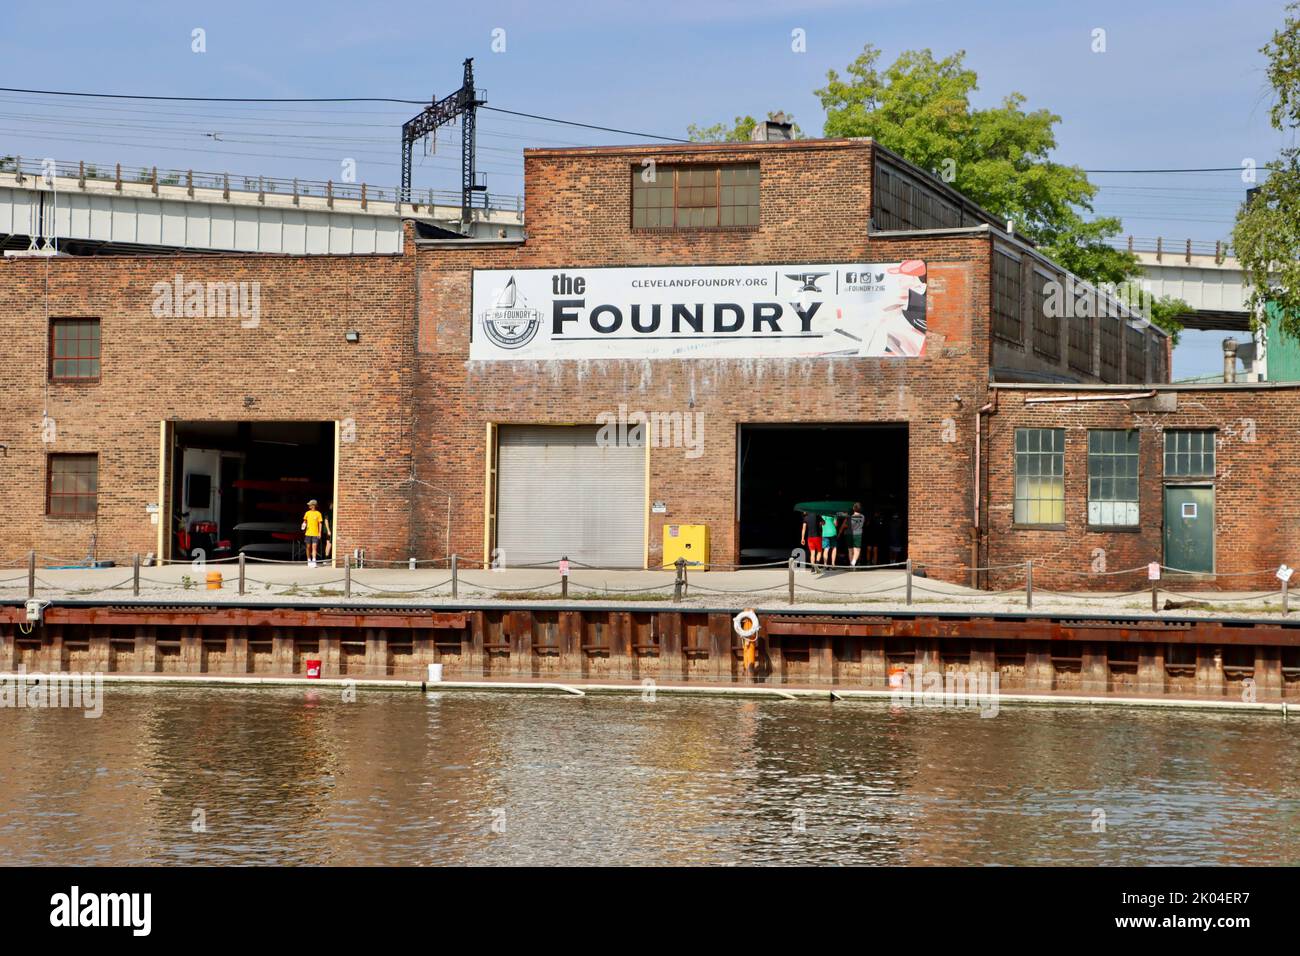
345,330 -> 361,343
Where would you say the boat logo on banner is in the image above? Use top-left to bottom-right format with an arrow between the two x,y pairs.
469,262 -> 928,361
477,276 -> 543,350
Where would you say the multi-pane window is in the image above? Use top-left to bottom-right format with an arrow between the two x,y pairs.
631,163 -> 759,229
1068,311 -> 1093,374
992,248 -> 1023,344
1014,428 -> 1065,525
1088,430 -> 1139,526
1100,315 -> 1122,382
49,318 -> 101,381
47,454 -> 98,516
1125,323 -> 1146,382
1031,268 -> 1059,359
1165,430 -> 1216,477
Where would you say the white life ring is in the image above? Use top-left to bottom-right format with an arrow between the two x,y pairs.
733,608 -> 760,640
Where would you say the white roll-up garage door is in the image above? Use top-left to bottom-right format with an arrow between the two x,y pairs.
496,425 -> 645,568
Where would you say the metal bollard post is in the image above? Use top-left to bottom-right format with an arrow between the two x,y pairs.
1025,559 -> 1033,610
344,553 -> 352,599
673,558 -> 685,603
1152,581 -> 1159,613
450,554 -> 458,599
788,557 -> 795,605
238,552 -> 246,596
27,550 -> 35,599
133,553 -> 140,597
1284,578 -> 1290,616
906,557 -> 913,606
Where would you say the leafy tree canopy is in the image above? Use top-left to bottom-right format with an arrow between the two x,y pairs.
816,45 -> 1139,288
1233,2 -> 1300,337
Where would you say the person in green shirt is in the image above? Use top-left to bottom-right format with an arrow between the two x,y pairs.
820,512 -> 840,569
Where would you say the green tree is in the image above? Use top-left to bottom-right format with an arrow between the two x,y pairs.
1233,2 -> 1300,337
688,111 -> 802,143
816,45 -> 1141,288
1120,284 -> 1190,346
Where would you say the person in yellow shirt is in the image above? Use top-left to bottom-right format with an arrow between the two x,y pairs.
301,498 -> 330,568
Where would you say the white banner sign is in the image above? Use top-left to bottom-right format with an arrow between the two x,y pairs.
469,262 -> 928,361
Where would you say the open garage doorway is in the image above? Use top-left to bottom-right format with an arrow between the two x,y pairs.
164,421 -> 337,562
737,424 -> 908,567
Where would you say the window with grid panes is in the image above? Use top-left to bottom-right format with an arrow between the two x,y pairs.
631,163 -> 758,229
1164,430 -> 1215,477
1100,315 -> 1122,381
1031,268 -> 1059,359
1014,428 -> 1065,525
1068,308 -> 1094,374
49,318 -> 101,381
993,249 -> 1023,344
1088,430 -> 1139,526
47,453 -> 98,516
1125,323 -> 1146,382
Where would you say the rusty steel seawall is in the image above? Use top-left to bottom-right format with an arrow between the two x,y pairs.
2,601 -> 1299,701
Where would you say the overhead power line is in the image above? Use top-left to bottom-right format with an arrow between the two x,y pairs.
1084,167 -> 1253,174
0,85 -> 1261,175
0,85 -> 690,143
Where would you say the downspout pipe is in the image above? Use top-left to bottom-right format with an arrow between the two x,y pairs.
973,394 -> 997,590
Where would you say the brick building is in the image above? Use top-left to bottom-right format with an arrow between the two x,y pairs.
12,133 -> 1276,588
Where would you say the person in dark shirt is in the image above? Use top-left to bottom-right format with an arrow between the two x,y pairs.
847,502 -> 865,567
888,511 -> 905,564
801,511 -> 822,569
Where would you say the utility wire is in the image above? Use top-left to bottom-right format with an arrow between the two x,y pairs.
0,85 -> 690,143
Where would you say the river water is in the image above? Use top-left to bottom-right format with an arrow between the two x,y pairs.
0,685 -> 1295,866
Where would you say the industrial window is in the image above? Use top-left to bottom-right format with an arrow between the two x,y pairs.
49,318 -> 101,381
47,453 -> 98,516
1014,428 -> 1065,526
1164,430 -> 1215,478
1088,430 -> 1139,527
1100,315 -> 1122,382
1125,324 -> 1146,382
872,160 -> 962,231
1031,268 -> 1059,360
992,249 -> 1023,344
1148,329 -> 1168,382
1068,308 -> 1093,374
631,163 -> 759,229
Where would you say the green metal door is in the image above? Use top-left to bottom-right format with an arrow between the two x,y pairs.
1164,486 -> 1214,574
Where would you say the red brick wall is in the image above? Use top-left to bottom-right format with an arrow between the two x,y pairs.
984,386 -> 1300,590
411,141 -> 994,573
0,243 -> 416,564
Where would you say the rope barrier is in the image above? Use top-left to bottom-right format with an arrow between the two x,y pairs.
348,578 -> 455,594
563,579 -> 677,594
1159,589 -> 1283,603
797,580 -> 909,596
685,582 -> 791,595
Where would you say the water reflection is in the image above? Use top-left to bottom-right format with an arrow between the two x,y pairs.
0,686 -> 1295,865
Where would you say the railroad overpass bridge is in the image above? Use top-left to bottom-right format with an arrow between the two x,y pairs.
0,157 -> 524,256
1116,236 -> 1251,332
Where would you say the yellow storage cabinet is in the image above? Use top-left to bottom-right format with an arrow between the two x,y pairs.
662,524 -> 709,569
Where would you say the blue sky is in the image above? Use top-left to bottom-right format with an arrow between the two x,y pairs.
2,0 -> 1287,374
